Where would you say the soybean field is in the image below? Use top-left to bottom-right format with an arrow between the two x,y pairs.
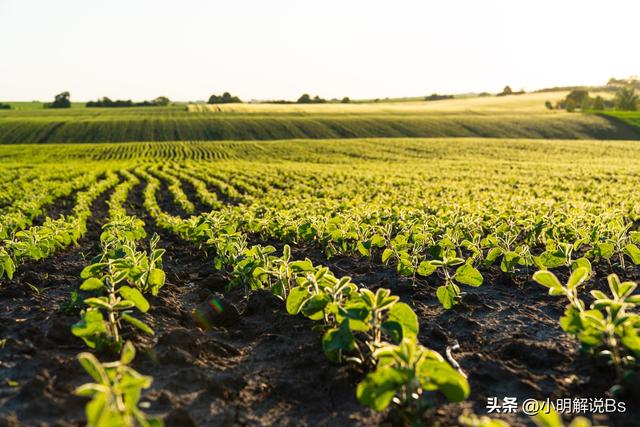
0,137 -> 639,426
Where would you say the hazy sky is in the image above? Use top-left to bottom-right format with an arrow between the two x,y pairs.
1,0 -> 637,101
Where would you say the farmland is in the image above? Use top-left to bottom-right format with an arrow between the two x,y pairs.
0,93 -> 638,144
600,111 -> 640,134
0,137 -> 639,426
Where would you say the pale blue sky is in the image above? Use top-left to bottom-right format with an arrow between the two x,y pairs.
1,0 -> 637,101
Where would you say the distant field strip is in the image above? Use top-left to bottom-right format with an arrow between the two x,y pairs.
0,114 -> 636,143
2,137 -> 640,164
0,93 -> 638,143
598,111 -> 640,136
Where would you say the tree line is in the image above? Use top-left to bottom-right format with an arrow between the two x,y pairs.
547,86 -> 638,112
40,91 -> 352,108
41,92 -> 173,109
86,96 -> 170,108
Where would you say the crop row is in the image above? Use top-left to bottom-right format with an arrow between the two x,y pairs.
133,164 -> 634,425
143,161 -> 640,313
70,177 -> 167,426
132,167 -> 471,423
0,172 -> 119,280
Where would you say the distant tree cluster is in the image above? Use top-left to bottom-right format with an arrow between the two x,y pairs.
297,94 -> 327,104
0,103 -> 11,110
263,95 -> 348,104
208,92 -> 242,104
496,86 -> 525,97
87,98 -> 135,107
44,91 -> 71,108
550,90 -> 607,112
87,96 -> 171,108
613,87 -> 639,111
425,93 -> 454,101
548,87 -> 637,112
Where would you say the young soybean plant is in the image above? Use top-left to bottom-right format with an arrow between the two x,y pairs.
286,271 -> 469,422
357,338 -> 470,424
76,341 -> 163,427
533,268 -> 640,383
73,229 -> 165,351
534,240 -> 592,273
320,287 -> 420,365
418,254 -> 483,309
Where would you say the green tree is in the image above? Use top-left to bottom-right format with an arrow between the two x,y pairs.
614,86 -> 638,111
46,91 -> 71,108
565,89 -> 589,106
208,92 -> 241,104
153,96 -> 170,106
565,99 -> 576,112
592,96 -> 605,111
544,100 -> 553,110
297,94 -> 312,104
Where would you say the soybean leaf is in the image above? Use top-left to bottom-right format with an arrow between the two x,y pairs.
595,242 -> 615,260
566,267 -> 589,291
416,260 -> 437,277
419,359 -> 470,402
455,263 -> 483,287
147,268 -> 165,289
571,257 -> 592,274
81,263 -> 107,279
532,270 -> 563,295
80,278 -> 104,291
286,286 -> 311,315
387,302 -> 419,341
77,352 -> 109,384
624,243 -> 640,265
322,320 -> 356,362
301,294 -> 330,318
118,286 -> 150,313
356,366 -> 409,411
535,251 -> 565,269
436,285 -> 456,309
120,341 -> 136,365
120,314 -> 154,335
381,248 -> 394,264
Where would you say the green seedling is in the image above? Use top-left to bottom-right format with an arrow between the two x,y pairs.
76,341 -> 163,427
533,269 -> 639,382
357,339 -> 469,423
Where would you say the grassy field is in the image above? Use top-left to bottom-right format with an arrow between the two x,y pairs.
0,93 -> 637,143
599,110 -> 640,133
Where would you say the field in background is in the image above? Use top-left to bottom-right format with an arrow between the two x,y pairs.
0,93 -> 637,143
2,137 -> 639,164
600,110 -> 640,130
188,91 -> 570,114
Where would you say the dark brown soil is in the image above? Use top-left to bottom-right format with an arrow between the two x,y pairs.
283,245 -> 640,427
1,181 -> 638,427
